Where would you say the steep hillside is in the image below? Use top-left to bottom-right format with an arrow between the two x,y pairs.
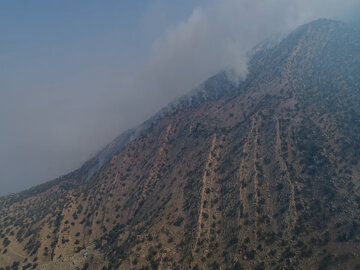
0,19 -> 360,270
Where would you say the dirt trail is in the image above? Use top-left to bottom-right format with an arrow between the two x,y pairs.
237,113 -> 262,241
252,114 -> 262,240
8,245 -> 26,260
237,115 -> 257,227
192,134 -> 219,264
135,121 -> 174,213
275,117 -> 297,232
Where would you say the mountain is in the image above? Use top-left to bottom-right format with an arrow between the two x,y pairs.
1,19 -> 360,270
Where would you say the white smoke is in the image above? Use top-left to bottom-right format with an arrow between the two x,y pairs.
145,0 -> 359,86
1,0 -> 359,196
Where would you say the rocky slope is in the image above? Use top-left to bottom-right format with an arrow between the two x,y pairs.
0,19 -> 360,270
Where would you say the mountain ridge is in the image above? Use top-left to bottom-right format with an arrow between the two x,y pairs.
0,19 -> 360,270
1,18 -> 347,201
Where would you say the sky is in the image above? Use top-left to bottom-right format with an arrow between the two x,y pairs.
1,0 -> 360,196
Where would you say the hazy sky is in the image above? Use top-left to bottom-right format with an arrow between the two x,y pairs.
1,0 -> 359,196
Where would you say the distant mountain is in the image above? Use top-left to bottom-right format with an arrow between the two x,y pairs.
1,19 -> 360,270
